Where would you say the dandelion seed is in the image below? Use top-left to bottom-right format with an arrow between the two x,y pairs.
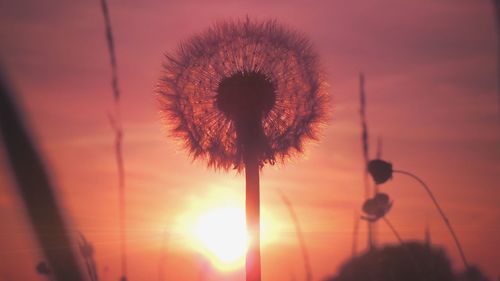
158,18 -> 328,170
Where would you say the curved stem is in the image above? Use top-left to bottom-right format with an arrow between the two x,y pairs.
393,170 -> 469,269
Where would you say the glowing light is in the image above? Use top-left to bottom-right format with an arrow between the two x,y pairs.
192,207 -> 248,271
173,187 -> 281,271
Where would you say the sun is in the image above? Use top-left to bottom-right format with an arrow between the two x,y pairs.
192,207 -> 248,270
173,187 -> 280,271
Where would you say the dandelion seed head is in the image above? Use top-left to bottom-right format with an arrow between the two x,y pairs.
158,18 -> 328,170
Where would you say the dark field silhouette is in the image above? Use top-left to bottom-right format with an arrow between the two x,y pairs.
325,242 -> 486,281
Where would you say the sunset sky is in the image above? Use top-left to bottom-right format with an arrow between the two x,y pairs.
0,0 -> 499,280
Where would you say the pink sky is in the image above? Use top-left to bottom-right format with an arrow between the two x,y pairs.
1,0 -> 499,280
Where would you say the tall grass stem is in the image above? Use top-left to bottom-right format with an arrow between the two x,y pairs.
98,0 -> 127,278
278,190 -> 313,281
359,73 -> 375,249
0,70 -> 84,281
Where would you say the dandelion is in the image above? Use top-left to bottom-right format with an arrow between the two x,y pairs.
158,18 -> 328,281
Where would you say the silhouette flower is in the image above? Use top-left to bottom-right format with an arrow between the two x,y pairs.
158,18 -> 327,170
367,158 -> 470,268
158,18 -> 327,281
361,192 -> 393,222
367,159 -> 393,184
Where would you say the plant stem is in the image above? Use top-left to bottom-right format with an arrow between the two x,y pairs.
278,190 -> 313,281
382,217 -> 404,245
393,170 -> 469,269
383,217 -> 424,281
352,211 -> 360,257
99,0 -> 127,278
0,71 -> 84,281
359,73 -> 375,250
493,0 -> 500,128
244,146 -> 261,281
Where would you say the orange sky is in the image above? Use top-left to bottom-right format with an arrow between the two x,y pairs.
1,0 -> 499,280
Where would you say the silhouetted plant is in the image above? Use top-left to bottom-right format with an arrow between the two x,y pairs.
158,18 -> 327,281
367,158 -> 469,269
358,73 -> 376,249
457,266 -> 492,281
361,192 -> 392,222
78,233 -> 99,281
367,159 -> 393,184
1,70 -> 84,281
98,0 -> 128,279
325,242 -> 455,281
360,193 -> 411,266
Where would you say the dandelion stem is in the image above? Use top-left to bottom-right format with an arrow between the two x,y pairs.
393,169 -> 469,269
244,145 -> 261,281
278,190 -> 313,281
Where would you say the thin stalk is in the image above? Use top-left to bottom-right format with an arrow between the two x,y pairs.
383,217 -> 424,281
359,73 -> 374,250
277,190 -> 313,281
0,70 -> 84,281
77,233 -> 99,281
244,147 -> 261,281
393,170 -> 469,268
493,0 -> 500,128
98,0 -> 127,279
382,217 -> 404,245
351,211 -> 360,257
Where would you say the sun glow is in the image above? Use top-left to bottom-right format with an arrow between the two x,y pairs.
173,187 -> 281,271
182,203 -> 279,271
192,207 -> 249,270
